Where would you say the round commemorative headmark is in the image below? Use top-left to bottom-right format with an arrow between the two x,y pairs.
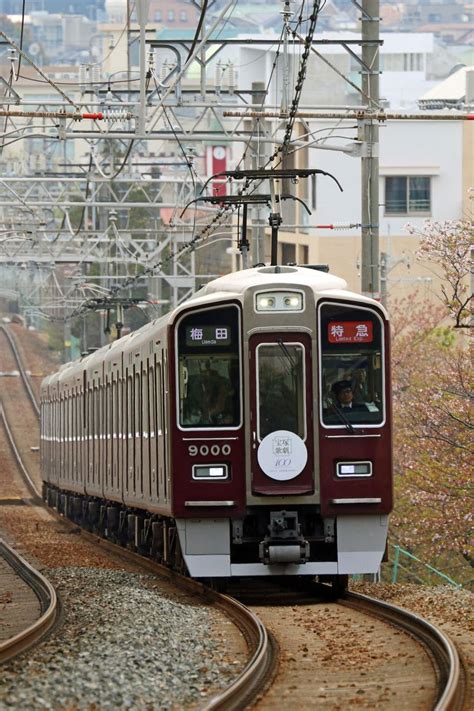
257,430 -> 308,481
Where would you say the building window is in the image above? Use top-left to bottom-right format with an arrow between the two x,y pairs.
180,10 -> 187,21
299,244 -> 309,265
281,243 -> 296,264
385,176 -> 431,215
154,10 -> 162,21
311,174 -> 317,210
403,53 -> 423,71
168,10 -> 175,21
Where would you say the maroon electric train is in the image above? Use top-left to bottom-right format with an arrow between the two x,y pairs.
41,265 -> 393,588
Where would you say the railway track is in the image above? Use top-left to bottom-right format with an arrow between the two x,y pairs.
341,592 -> 465,711
0,538 -> 58,664
0,325 -> 40,418
0,402 -> 41,501
0,324 -> 468,709
239,583 -> 466,710
0,328 -> 277,707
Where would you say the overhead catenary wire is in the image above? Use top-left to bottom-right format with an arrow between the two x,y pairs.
21,1 -> 326,323
16,0 -> 26,76
186,0 -> 209,61
0,30 -> 79,108
43,7 -> 287,321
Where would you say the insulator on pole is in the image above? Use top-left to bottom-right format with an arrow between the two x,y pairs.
314,223 -> 360,230
100,110 -> 133,121
227,61 -> 235,94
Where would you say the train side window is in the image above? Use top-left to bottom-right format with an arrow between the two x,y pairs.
89,389 -> 93,438
135,371 -> 142,438
148,366 -> 155,437
96,385 -> 100,439
319,303 -> 385,427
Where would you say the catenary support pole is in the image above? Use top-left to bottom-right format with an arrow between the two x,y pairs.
360,0 -> 380,299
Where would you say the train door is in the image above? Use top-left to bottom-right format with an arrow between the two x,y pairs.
249,332 -> 314,495
162,352 -> 169,503
126,369 -> 134,496
148,363 -> 157,503
141,364 -> 150,501
134,368 -> 142,498
155,355 -> 165,504
105,376 -> 112,495
112,375 -> 119,495
120,371 -> 127,498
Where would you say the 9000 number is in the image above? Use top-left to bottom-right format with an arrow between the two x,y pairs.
188,443 -> 231,457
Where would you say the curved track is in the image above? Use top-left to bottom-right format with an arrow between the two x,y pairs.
0,329 -> 276,706
0,325 -> 466,709
235,581 -> 465,709
342,591 -> 465,711
0,539 -> 58,664
0,325 -> 40,418
0,402 -> 41,501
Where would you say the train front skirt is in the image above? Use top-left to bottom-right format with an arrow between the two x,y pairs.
176,514 -> 389,577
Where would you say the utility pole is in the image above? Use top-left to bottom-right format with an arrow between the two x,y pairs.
136,0 -> 150,136
360,0 -> 380,299
249,81 -> 267,265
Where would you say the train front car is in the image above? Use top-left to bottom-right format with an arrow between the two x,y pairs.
170,266 -> 392,585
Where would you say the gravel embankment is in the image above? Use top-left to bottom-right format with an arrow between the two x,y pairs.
0,567 -> 243,711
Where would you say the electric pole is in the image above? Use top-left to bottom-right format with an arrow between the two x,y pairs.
360,0 -> 380,299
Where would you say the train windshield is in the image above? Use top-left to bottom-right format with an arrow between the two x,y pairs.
176,305 -> 241,429
319,303 -> 385,427
257,342 -> 306,440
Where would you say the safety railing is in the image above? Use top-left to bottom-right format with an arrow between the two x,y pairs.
389,544 -> 463,588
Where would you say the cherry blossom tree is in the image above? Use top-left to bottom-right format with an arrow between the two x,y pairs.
407,207 -> 473,328
389,298 -> 473,584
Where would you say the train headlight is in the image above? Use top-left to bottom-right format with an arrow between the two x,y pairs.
255,291 -> 303,312
256,295 -> 276,310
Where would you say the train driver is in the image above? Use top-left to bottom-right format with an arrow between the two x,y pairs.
331,380 -> 368,412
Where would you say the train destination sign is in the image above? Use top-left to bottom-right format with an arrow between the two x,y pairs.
185,325 -> 231,347
328,321 -> 373,344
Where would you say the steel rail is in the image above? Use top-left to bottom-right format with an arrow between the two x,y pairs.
0,401 -> 41,502
0,325 -> 40,418
343,591 -> 464,711
0,538 -> 58,664
58,529 -> 277,711
202,594 -> 275,711
0,388 -> 275,708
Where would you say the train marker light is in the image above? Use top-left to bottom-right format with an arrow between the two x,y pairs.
336,461 -> 372,478
192,465 -> 228,480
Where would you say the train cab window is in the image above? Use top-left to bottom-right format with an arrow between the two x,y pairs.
319,303 -> 385,427
257,343 -> 306,440
176,306 -> 241,429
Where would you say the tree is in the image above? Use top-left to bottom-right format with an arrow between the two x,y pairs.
389,291 -> 473,583
408,204 -> 473,328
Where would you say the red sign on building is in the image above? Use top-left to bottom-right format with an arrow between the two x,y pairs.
328,321 -> 373,343
207,145 -> 227,197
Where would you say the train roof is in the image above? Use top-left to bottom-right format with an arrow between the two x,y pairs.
183,265 -> 389,318
41,265 -> 388,394
193,265 -> 347,298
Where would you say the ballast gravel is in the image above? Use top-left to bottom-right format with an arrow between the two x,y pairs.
0,567 -> 242,711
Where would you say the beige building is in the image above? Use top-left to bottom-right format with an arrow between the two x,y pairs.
235,116 -> 472,309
